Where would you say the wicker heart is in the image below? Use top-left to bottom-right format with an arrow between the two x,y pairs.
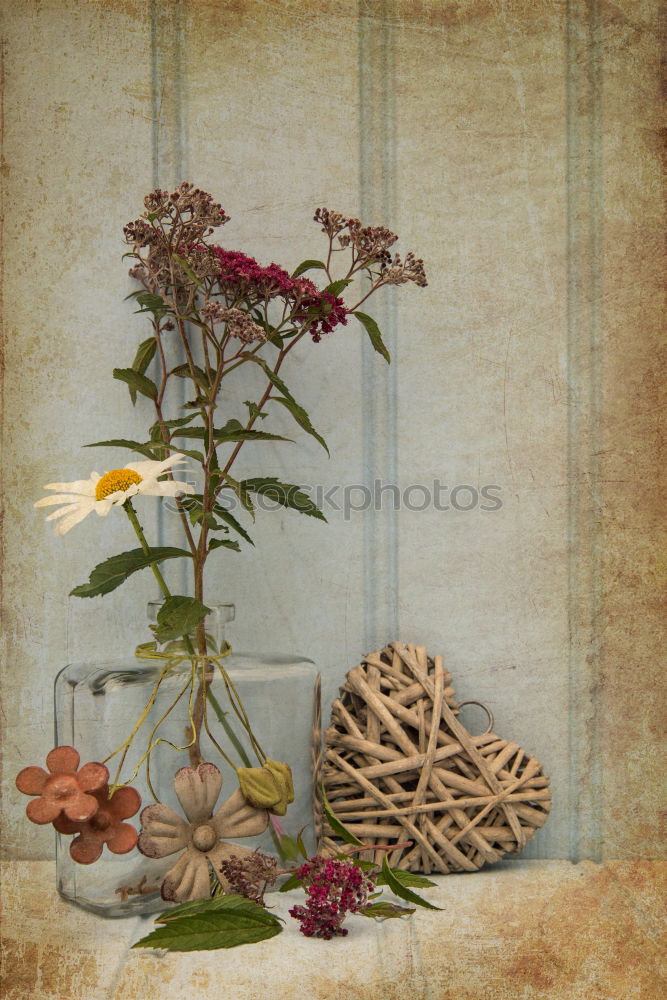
321,641 -> 551,873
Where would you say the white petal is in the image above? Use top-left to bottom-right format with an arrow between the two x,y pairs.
35,494 -> 84,508
126,455 -> 188,478
93,498 -> 113,516
55,502 -> 96,535
46,505 -> 81,521
142,480 -> 195,498
42,478 -> 96,496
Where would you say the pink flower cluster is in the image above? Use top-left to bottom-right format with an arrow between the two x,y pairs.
210,246 -> 347,341
288,856 -> 374,939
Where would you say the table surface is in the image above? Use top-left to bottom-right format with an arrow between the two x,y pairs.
1,859 -> 665,1000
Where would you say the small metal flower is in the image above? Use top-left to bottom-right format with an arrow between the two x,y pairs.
137,762 -> 269,903
54,785 -> 142,865
15,746 -> 108,825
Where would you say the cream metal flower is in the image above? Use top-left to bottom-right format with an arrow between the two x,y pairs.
35,455 -> 194,535
138,762 -> 269,903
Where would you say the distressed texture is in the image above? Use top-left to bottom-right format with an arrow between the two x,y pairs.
0,860 -> 665,999
0,0 -> 665,993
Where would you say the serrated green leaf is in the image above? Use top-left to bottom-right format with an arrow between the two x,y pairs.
84,438 -> 160,460
360,901 -> 416,920
324,278 -> 352,297
212,505 -> 254,546
242,478 -> 326,521
221,473 -> 255,519
376,868 -> 438,889
70,547 -> 191,599
240,353 -> 329,454
133,895 -> 283,952
113,368 -> 158,402
321,786 -> 364,847
208,538 -> 241,553
380,857 -> 441,911
353,310 -> 390,363
151,596 -> 211,643
271,397 -> 329,455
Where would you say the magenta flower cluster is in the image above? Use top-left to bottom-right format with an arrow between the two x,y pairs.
288,856 -> 374,939
211,246 -> 347,342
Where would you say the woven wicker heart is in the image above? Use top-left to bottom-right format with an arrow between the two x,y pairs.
321,641 -> 551,873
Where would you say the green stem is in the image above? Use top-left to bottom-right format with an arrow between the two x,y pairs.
123,499 -> 171,600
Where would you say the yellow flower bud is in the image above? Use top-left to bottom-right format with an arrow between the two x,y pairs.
237,766 -> 281,810
264,760 -> 294,816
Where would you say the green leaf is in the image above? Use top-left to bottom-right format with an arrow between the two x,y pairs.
128,337 -> 158,403
134,292 -> 171,317
216,427 -> 293,445
271,397 -> 329,455
70,547 -> 191,599
296,830 -> 308,861
240,353 -> 329,454
353,310 -> 391,364
275,834 -> 300,864
324,278 -> 353,297
376,869 -> 437,889
113,368 -> 158,402
380,857 -> 441,911
242,478 -> 326,521
212,505 -> 254,546
360,901 -> 416,920
172,252 -> 204,288
208,538 -> 241,553
278,874 -> 302,893
151,596 -> 211,643
221,473 -> 255,519
133,895 -> 283,952
321,786 -> 364,847
244,400 -> 267,421
291,259 -> 327,278
84,439 -> 160,461
172,363 -> 210,389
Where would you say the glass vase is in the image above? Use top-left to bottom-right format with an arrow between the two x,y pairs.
54,602 -> 320,917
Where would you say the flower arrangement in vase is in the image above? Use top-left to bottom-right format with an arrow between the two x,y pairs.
16,183 -> 435,939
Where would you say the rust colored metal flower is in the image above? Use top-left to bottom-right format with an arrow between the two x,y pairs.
15,746 -> 108,825
54,785 -> 142,865
138,762 -> 269,903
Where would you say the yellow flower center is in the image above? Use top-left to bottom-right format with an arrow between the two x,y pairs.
95,469 -> 142,501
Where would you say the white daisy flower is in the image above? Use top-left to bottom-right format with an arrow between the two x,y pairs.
35,455 -> 195,536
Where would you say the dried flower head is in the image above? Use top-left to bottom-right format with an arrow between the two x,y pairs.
288,856 -> 375,939
218,851 -> 278,906
313,207 -> 348,239
381,251 -> 428,287
210,307 -> 268,344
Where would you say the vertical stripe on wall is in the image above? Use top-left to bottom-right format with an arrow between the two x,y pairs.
566,0 -> 603,862
358,2 -> 399,653
151,0 -> 190,593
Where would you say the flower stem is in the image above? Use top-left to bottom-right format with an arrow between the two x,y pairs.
123,499 -> 171,600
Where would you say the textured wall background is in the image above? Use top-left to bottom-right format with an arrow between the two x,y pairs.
1,0 -> 664,878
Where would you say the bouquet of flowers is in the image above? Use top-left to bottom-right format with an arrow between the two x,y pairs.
16,183 -> 433,940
